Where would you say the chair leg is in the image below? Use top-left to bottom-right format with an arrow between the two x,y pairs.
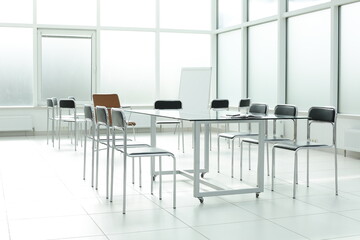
159,156 -> 162,200
266,143 -> 270,177
110,138 -> 115,202
83,123 -> 87,180
105,129 -> 110,199
307,149 -> 309,187
293,151 -> 298,199
91,135 -> 95,188
271,147 -> 275,191
123,150 -> 127,214
132,157 -> 135,184
139,157 -> 142,188
248,142 -> 252,170
209,125 -> 212,151
172,156 -> 176,209
47,114 -> 49,145
231,139 -> 234,178
58,119 -> 61,149
52,118 -> 55,147
181,121 -> 185,153
335,147 -> 338,195
217,136 -> 220,173
240,140 -> 243,181
95,129 -> 100,190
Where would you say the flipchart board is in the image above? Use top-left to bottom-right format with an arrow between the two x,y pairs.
178,67 -> 212,113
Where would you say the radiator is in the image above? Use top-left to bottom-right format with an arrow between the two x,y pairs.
0,116 -> 34,132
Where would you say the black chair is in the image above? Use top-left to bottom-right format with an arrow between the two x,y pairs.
240,104 -> 297,180
110,108 -> 177,213
271,106 -> 338,199
217,103 -> 268,178
210,99 -> 229,150
154,100 -> 184,153
58,99 -> 82,151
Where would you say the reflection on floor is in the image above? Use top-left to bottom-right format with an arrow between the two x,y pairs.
1,132 -> 360,240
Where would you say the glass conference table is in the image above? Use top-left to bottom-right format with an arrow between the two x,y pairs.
125,108 -> 305,203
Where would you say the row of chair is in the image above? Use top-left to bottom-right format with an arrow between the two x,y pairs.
83,105 -> 177,214
215,100 -> 338,199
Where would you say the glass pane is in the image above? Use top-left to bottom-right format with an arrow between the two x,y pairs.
100,31 -> 155,105
249,0 -> 277,21
248,22 -> 278,108
218,0 -> 242,28
218,30 -> 242,106
159,33 -> 211,99
159,0 -> 211,30
339,2 -> 360,114
0,0 -> 33,23
101,0 -> 156,28
288,0 -> 329,11
287,10 -> 330,110
41,36 -> 92,101
37,0 -> 96,25
0,28 -> 33,106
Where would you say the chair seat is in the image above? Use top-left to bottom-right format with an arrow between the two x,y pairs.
156,120 -> 180,124
219,132 -> 258,139
274,141 -> 332,151
242,136 -> 293,144
121,147 -> 174,157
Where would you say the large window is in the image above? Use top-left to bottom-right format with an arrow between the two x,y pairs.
100,0 -> 156,28
287,10 -> 331,110
248,22 -> 278,108
339,2 -> 360,114
37,0 -> 96,25
249,0 -> 277,21
0,0 -> 33,24
0,28 -> 33,106
160,0 -> 211,30
217,30 -> 242,106
218,0 -> 242,29
100,31 -> 156,105
159,33 -> 211,100
288,0 -> 330,11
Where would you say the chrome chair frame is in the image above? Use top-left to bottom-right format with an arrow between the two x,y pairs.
110,108 -> 177,213
271,106 -> 338,199
217,103 -> 268,178
240,104 -> 298,180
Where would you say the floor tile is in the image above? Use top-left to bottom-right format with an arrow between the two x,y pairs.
108,228 -> 208,240
272,213 -> 360,240
236,198 -> 327,219
168,202 -> 261,227
90,209 -> 186,235
195,220 -> 307,240
9,215 -> 103,240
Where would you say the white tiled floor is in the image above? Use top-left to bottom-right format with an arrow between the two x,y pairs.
1,131 -> 360,240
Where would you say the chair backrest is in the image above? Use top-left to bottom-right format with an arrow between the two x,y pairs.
84,105 -> 94,121
59,99 -> 75,109
93,94 -> 121,124
46,98 -> 54,108
111,108 -> 127,130
211,99 -> 229,109
249,103 -> 268,114
52,97 -> 58,107
239,99 -> 251,108
95,106 -> 109,126
274,104 -> 297,117
93,94 -> 121,108
154,100 -> 182,110
308,106 -> 336,123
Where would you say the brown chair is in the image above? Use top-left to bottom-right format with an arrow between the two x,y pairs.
93,94 -> 136,139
